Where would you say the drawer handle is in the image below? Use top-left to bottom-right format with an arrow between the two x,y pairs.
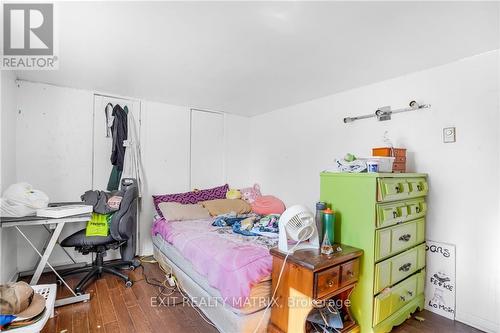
347,270 -> 355,278
327,280 -> 335,287
407,291 -> 413,296
392,211 -> 398,218
399,295 -> 406,302
417,184 -> 423,191
399,234 -> 411,242
415,206 -> 420,213
399,263 -> 412,272
395,185 -> 400,192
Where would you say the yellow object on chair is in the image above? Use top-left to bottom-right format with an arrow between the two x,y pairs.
85,213 -> 110,237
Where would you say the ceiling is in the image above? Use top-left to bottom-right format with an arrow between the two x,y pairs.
16,1 -> 499,116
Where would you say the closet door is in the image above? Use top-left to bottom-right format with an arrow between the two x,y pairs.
92,95 -> 140,191
190,109 -> 224,189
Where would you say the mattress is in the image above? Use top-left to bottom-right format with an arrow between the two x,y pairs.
153,234 -> 271,314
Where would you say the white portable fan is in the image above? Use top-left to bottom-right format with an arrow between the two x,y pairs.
278,205 -> 320,254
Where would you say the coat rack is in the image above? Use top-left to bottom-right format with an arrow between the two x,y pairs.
343,101 -> 431,123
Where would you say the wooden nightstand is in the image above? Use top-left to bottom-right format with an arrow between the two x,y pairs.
268,245 -> 363,333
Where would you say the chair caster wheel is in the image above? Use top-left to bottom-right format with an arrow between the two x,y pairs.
131,259 -> 141,267
125,281 -> 133,288
128,265 -> 135,271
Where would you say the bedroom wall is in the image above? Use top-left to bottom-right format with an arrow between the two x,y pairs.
249,50 -> 500,332
139,101 -> 191,256
14,81 -> 96,271
0,71 -> 19,283
12,81 -> 251,269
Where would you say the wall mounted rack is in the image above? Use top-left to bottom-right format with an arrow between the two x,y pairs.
343,101 -> 431,123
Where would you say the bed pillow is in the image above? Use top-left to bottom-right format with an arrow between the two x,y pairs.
251,195 -> 286,215
201,199 -> 252,216
158,202 -> 210,221
153,184 -> 229,217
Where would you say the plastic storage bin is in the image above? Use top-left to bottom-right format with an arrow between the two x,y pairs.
7,284 -> 57,333
359,157 -> 395,172
372,147 -> 407,157
372,147 -> 393,157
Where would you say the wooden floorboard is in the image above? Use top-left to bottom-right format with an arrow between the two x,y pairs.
392,310 -> 484,333
29,262 -> 482,333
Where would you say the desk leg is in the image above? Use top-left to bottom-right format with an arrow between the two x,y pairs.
15,225 -> 91,306
29,223 -> 65,284
43,225 -> 77,264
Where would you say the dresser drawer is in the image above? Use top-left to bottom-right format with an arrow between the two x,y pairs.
377,177 -> 428,202
375,218 -> 425,261
376,198 -> 427,229
373,269 -> 425,326
315,265 -> 340,299
374,244 -> 426,294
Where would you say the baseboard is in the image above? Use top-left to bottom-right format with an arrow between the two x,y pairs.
18,261 -> 88,278
455,312 -> 500,333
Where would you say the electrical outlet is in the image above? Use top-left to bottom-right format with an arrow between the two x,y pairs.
443,127 -> 456,143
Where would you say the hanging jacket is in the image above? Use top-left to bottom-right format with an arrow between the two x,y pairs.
110,105 -> 128,171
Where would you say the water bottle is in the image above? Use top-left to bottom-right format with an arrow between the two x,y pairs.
315,202 -> 326,242
323,208 -> 335,244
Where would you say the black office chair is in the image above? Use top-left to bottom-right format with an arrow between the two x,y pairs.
60,178 -> 139,294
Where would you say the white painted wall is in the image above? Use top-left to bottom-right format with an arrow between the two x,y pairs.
250,50 -> 500,332
1,71 -> 19,283
15,81 -> 95,270
190,110 -> 225,189
139,101 -> 191,255
224,113 -> 252,188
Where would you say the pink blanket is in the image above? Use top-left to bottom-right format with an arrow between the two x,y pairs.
151,217 -> 274,308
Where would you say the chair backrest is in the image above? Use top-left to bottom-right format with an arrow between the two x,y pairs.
109,178 -> 138,246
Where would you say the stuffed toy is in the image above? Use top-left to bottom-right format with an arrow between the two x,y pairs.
226,189 -> 242,199
240,184 -> 262,204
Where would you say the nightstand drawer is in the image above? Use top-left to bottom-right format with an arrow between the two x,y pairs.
377,177 -> 428,202
374,244 -> 426,294
375,218 -> 425,261
376,198 -> 427,229
315,266 -> 340,299
373,269 -> 425,326
340,259 -> 359,287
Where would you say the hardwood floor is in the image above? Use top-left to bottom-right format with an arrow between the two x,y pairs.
26,262 -> 481,333
391,311 -> 483,333
28,262 -> 218,333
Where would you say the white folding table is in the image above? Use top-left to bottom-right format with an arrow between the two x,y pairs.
0,214 -> 92,306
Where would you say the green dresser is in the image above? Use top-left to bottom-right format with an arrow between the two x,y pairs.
320,172 -> 428,333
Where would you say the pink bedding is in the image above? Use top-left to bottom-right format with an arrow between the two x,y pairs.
151,217 -> 275,308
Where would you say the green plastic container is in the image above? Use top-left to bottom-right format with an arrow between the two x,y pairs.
322,208 -> 335,243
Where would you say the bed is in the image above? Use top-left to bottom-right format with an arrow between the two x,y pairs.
151,216 -> 277,333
